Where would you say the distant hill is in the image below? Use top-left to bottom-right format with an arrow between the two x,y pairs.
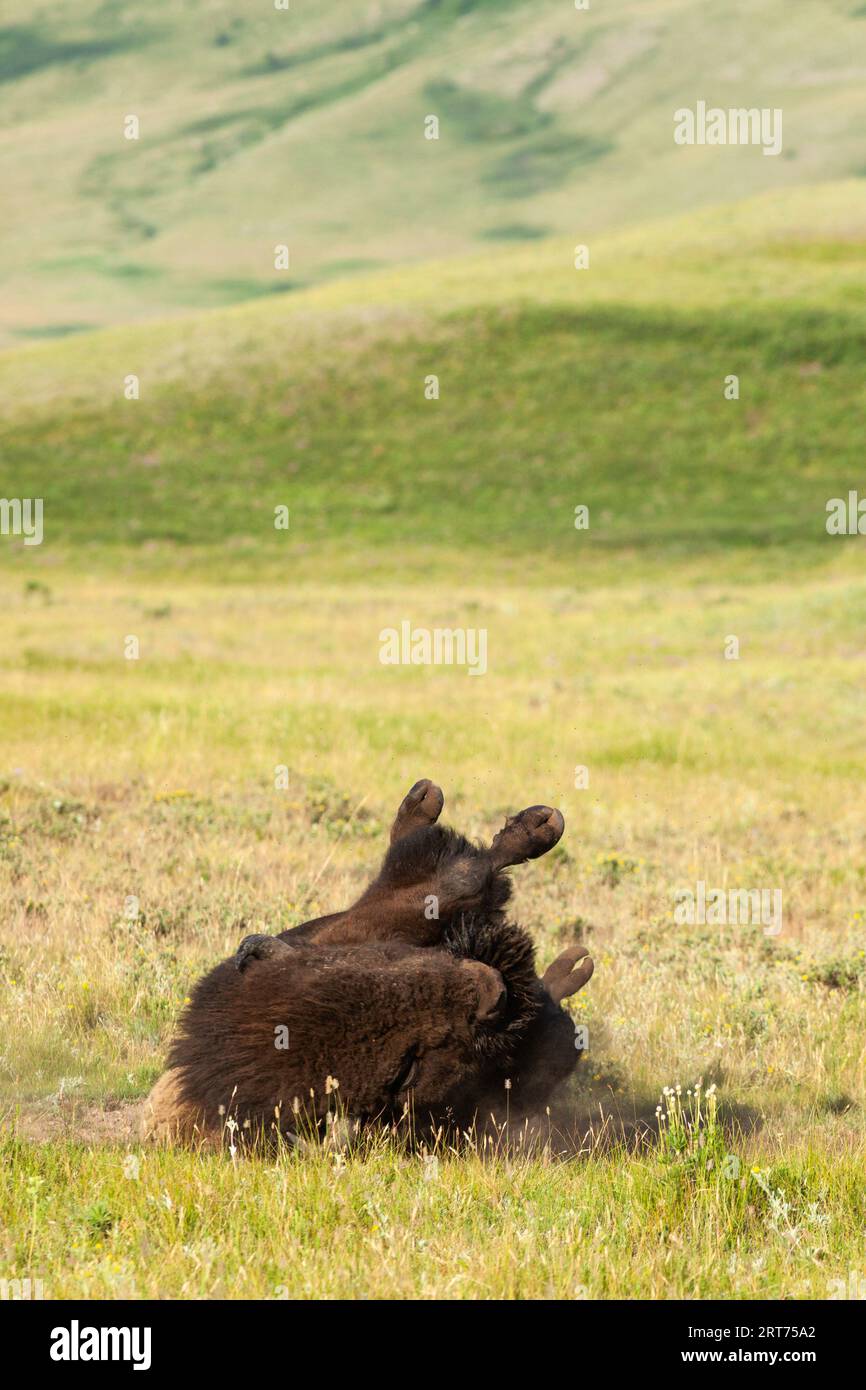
3,0 -> 866,344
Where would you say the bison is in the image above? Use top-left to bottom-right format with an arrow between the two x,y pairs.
142,780 -> 594,1146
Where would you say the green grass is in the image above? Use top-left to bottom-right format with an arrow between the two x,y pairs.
1,183 -> 865,1297
3,1120 -> 863,1299
3,0 -> 866,344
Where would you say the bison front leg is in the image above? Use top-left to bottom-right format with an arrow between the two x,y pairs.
283,787 -> 567,950
363,799 -> 568,935
426,804 -> 566,919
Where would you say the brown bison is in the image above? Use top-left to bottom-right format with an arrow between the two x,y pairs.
142,780 -> 594,1146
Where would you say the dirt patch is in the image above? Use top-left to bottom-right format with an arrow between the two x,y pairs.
4,1099 -> 143,1145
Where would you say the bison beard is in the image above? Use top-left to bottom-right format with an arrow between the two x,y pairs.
142,780 -> 594,1146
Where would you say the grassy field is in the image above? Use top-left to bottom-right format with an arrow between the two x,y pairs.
2,183 -> 866,1299
3,0 -> 866,345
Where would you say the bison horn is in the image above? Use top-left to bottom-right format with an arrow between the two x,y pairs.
542,946 -> 594,1004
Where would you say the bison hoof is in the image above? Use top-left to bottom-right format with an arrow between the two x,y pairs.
235,934 -> 286,973
491,805 -> 565,867
391,777 -> 445,843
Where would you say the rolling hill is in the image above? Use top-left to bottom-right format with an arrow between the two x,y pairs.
1,181 -> 865,585
3,0 -> 866,344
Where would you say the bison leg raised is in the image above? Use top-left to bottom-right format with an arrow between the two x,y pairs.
489,805 -> 565,869
389,777 -> 444,844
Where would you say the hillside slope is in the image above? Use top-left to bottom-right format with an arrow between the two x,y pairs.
3,0 -> 866,343
2,183 -> 866,585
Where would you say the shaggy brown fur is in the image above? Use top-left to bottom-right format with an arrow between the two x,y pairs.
142,781 -> 594,1146
148,941 -> 507,1143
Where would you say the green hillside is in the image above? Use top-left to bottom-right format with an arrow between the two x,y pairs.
3,183 -> 866,585
3,0 -> 866,344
